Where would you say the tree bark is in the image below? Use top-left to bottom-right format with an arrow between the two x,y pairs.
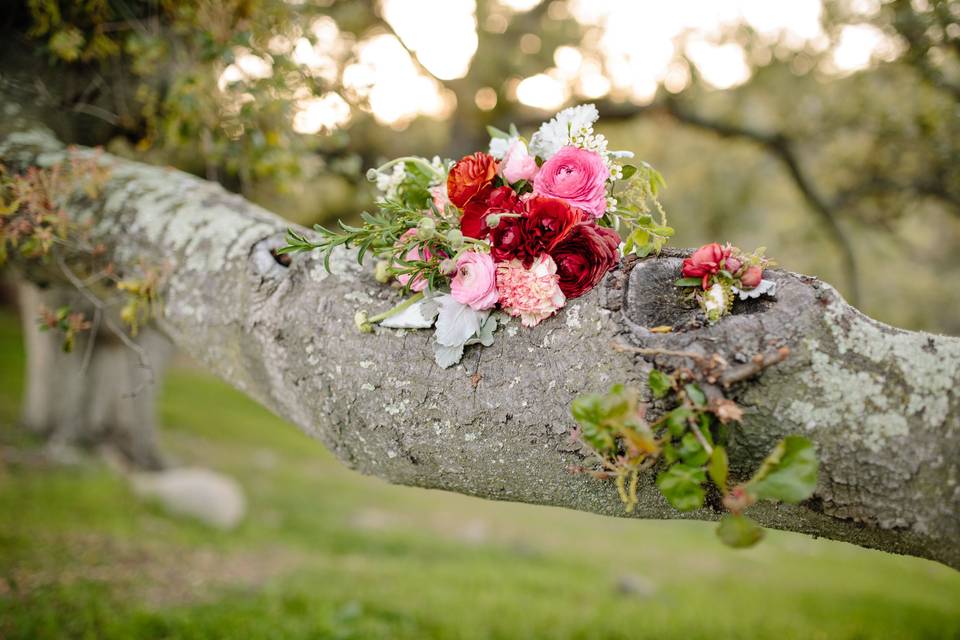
17,282 -> 172,469
2,109 -> 958,569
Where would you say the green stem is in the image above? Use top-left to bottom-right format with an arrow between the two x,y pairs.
368,291 -> 426,324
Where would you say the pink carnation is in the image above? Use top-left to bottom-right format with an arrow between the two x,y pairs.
451,251 -> 499,310
500,139 -> 539,184
395,229 -> 431,292
496,255 -> 566,327
533,146 -> 608,219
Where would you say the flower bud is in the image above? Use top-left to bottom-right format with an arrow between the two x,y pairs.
725,256 -> 742,274
485,213 -> 501,228
740,265 -> 763,289
445,228 -> 464,248
374,260 -> 391,283
354,310 -> 373,333
439,258 -> 458,274
416,217 -> 436,240
366,168 -> 379,181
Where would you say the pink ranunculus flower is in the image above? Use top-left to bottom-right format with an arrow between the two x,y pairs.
500,139 -> 539,184
533,146 -> 609,219
395,229 -> 432,292
451,251 -> 499,310
496,254 -> 566,327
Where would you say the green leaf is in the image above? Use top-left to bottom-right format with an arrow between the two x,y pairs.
664,406 -> 694,437
486,125 -> 510,139
620,164 -> 638,180
570,394 -> 615,452
647,369 -> 673,399
747,436 -> 818,503
708,446 -> 728,494
678,432 -> 709,466
684,383 -> 706,407
716,514 -> 765,549
656,463 -> 706,511
674,277 -> 702,287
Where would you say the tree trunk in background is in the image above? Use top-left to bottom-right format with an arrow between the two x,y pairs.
2,99 -> 958,569
17,282 -> 172,469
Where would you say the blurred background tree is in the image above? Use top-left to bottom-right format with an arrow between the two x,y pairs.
3,0 -> 958,331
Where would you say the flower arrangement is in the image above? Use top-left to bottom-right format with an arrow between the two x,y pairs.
674,242 -> 776,323
281,104 -> 672,367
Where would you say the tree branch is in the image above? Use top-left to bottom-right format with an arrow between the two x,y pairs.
3,107 -> 958,569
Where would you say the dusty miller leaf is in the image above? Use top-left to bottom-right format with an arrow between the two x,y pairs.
433,294 -> 488,347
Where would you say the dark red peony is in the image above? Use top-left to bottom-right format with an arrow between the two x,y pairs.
520,195 -> 583,257
461,185 -> 521,239
489,195 -> 582,266
447,152 -> 497,209
490,215 -> 525,263
681,242 -> 731,289
549,221 -> 621,298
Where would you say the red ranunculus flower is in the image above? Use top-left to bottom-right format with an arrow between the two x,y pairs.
447,152 -> 497,208
681,242 -> 732,289
549,222 -> 621,298
461,185 -> 521,239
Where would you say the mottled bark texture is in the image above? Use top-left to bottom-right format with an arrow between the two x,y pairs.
17,281 -> 172,469
2,109 -> 958,570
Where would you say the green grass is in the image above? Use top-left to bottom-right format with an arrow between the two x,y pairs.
0,309 -> 958,639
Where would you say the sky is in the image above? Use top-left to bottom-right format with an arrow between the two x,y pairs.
220,0 -> 894,132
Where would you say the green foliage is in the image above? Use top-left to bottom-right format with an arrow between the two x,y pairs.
572,365 -> 818,549
747,436 -> 819,504
716,514 -> 765,549
1,312 -> 960,639
0,153 -> 164,346
611,163 -> 673,257
656,463 -> 706,511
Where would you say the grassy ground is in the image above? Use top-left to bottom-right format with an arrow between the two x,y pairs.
0,309 -> 958,639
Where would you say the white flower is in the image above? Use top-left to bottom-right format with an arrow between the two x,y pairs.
733,279 -> 777,300
529,103 -> 600,160
489,136 -> 517,159
702,282 -> 731,323
375,163 -> 406,199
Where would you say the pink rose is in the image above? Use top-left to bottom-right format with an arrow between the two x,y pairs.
451,251 -> 499,310
395,229 -> 432,292
496,254 -> 566,327
533,146 -> 609,219
500,139 -> 539,184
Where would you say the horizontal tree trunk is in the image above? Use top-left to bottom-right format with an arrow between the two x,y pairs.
2,110 -> 958,569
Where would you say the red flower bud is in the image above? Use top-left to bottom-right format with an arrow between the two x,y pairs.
740,265 -> 763,289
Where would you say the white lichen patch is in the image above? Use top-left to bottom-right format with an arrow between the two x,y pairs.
385,399 -> 409,416
822,294 -> 960,431
784,340 -> 903,449
565,304 -> 582,329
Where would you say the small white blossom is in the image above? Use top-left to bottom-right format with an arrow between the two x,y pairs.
375,163 -> 406,199
489,136 -> 517,159
529,104 -> 600,160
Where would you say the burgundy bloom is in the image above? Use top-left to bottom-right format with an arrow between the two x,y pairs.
548,222 -> 621,298
460,186 -> 521,239
489,195 -> 582,266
